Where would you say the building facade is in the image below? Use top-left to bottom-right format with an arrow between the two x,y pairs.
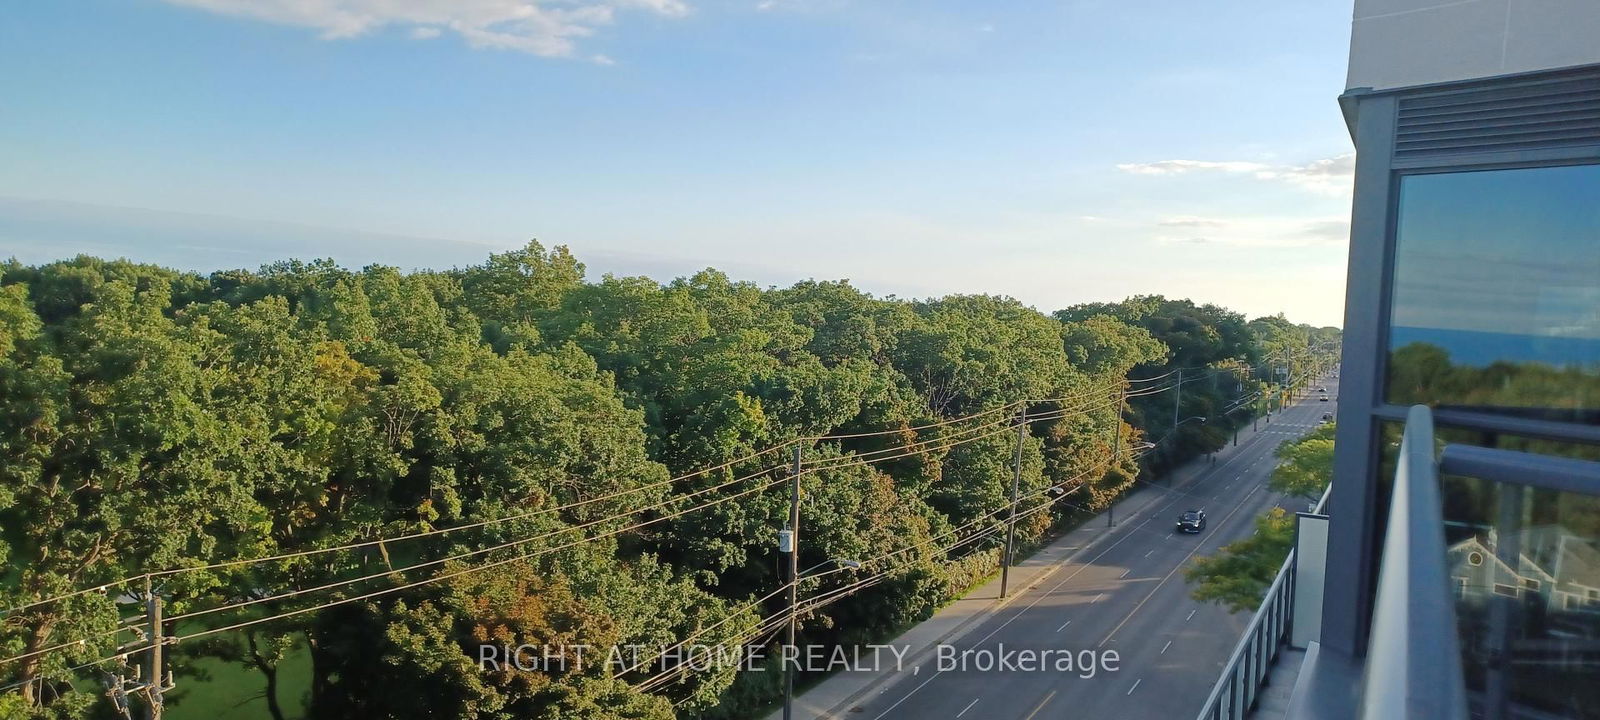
1321,1 -> 1600,717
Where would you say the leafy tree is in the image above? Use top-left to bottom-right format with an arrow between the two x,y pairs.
0,249 -> 1335,719
1269,423 -> 1336,503
1184,508 -> 1295,613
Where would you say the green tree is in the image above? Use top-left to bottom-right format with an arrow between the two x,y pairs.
1184,508 -> 1295,613
1269,423 -> 1336,503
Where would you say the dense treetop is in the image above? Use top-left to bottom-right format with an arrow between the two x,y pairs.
0,244 -> 1336,719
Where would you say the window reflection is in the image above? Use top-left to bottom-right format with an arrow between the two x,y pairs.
1386,164 -> 1600,425
1444,475 -> 1600,719
1440,429 -> 1600,719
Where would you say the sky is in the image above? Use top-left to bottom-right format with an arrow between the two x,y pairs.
1392,165 -> 1600,340
0,1 -> 1358,327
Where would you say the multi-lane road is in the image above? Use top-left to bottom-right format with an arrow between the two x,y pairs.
850,377 -> 1338,720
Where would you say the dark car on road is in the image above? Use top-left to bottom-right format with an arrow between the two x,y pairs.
1176,509 -> 1206,533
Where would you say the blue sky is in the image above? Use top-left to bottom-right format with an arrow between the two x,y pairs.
0,0 -> 1356,326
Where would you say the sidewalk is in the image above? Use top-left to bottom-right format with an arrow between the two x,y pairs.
767,406 -> 1295,720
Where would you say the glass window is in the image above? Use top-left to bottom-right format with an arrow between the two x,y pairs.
1386,164 -> 1600,426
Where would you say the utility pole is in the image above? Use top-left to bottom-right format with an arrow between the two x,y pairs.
1000,407 -> 1025,599
1167,369 -> 1181,486
1109,390 -> 1123,527
1171,369 -> 1182,440
781,446 -> 801,720
1111,390 -> 1124,463
144,575 -> 164,720
108,577 -> 170,720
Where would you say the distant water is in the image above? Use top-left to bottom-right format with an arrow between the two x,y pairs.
1390,326 -> 1600,369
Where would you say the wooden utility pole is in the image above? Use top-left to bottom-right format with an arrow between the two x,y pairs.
781,446 -> 801,720
1000,407 -> 1026,599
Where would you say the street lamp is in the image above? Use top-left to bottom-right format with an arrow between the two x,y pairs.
799,558 -> 862,576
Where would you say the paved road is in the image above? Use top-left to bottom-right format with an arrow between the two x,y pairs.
850,377 -> 1338,720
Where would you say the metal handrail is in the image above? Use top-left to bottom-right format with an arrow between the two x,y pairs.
1358,405 -> 1467,719
1191,467 -> 1333,720
1192,550 -> 1296,720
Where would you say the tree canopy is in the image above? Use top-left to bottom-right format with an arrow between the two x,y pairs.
1,244 -> 1337,719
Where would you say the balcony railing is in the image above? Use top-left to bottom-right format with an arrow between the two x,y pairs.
1223,405 -> 1600,720
1192,483 -> 1330,720
1192,551 -> 1297,720
1358,405 -> 1468,718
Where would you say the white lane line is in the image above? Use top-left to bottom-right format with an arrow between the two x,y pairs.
1127,679 -> 1142,695
1187,609 -> 1197,621
1161,640 -> 1173,654
869,424 -> 1296,719
1098,484 -> 1268,647
1144,549 -> 1154,558
957,698 -> 980,718
1092,593 -> 1105,604
1120,569 -> 1131,579
1056,620 -> 1072,632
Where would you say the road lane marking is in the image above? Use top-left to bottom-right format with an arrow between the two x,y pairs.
1126,679 -> 1142,695
1092,593 -> 1105,604
865,421 -> 1304,719
1056,620 -> 1072,632
1144,550 -> 1154,558
1098,483 -> 1268,647
1187,609 -> 1197,621
1120,569 -> 1130,579
956,698 -> 980,718
1161,640 -> 1172,654
1023,691 -> 1057,720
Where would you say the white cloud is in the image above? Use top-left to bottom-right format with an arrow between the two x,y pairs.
1152,215 -> 1349,248
1117,154 -> 1354,197
1116,159 -> 1269,176
1254,155 -> 1356,196
161,0 -> 688,58
1157,215 -> 1226,228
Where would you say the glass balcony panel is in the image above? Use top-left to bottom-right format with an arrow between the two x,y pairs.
1442,473 -> 1600,719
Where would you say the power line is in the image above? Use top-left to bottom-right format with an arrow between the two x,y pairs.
622,461 -> 1107,687
4,381 -> 1132,668
0,614 -> 147,669
4,382 -> 1131,620
0,442 -> 802,621
167,465 -> 788,626
633,479 -> 1088,697
172,474 -> 790,643
172,395 -> 1117,629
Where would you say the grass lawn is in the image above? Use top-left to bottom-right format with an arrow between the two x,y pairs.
166,636 -> 311,720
